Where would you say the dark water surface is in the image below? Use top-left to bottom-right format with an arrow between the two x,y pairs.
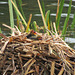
0,0 -> 75,49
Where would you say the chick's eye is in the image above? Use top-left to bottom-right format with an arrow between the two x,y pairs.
31,30 -> 34,33
34,32 -> 36,33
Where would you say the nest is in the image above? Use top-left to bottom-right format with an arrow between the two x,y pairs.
0,29 -> 75,75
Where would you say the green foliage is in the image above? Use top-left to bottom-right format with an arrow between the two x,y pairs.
41,0 -> 45,17
13,0 -> 20,29
16,0 -> 26,20
8,0 -> 14,31
31,21 -> 37,31
11,0 -> 27,27
62,0 -> 72,39
45,10 -> 51,31
45,10 -> 50,25
56,0 -> 65,30
71,13 -> 75,30
0,27 -> 2,33
0,27 -> 2,39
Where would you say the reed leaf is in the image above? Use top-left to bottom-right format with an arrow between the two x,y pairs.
11,0 -> 27,27
0,27 -> 2,33
45,10 -> 50,25
0,27 -> 2,39
17,0 -> 26,20
41,0 -> 45,17
8,0 -> 14,31
71,13 -> 75,30
13,0 -> 20,30
45,10 -> 51,30
56,0 -> 60,20
56,0 -> 64,30
37,0 -> 49,34
62,0 -> 72,39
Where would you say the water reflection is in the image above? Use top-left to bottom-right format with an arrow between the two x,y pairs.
34,13 -> 74,18
65,37 -> 75,43
72,0 -> 75,1
0,13 -> 4,15
50,13 -> 74,18
47,3 -> 75,8
0,2 -> 8,4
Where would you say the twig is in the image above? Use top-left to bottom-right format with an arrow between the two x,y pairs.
46,28 -> 55,41
0,40 -> 9,54
3,64 -> 11,75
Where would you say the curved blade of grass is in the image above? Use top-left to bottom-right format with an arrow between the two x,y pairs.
17,0 -> 26,20
62,0 -> 72,39
71,13 -> 75,30
37,0 -> 49,34
56,0 -> 65,30
11,0 -> 27,27
8,0 -> 14,31
45,10 -> 50,30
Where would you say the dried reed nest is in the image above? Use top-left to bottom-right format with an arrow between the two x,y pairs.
0,24 -> 75,75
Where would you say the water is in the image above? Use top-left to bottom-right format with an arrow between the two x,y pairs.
0,0 -> 75,49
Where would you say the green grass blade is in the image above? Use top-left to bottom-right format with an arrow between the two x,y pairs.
41,0 -> 45,17
62,0 -> 72,39
11,0 -> 27,27
56,0 -> 65,30
45,10 -> 50,26
71,13 -> 75,30
37,0 -> 49,34
0,27 -> 2,33
13,0 -> 21,30
8,0 -> 14,29
31,21 -> 37,31
17,0 -> 26,20
0,27 -> 2,39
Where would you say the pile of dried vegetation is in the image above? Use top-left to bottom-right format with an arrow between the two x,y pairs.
0,25 -> 75,75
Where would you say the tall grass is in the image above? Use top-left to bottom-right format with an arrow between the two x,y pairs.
37,0 -> 49,34
71,13 -> 75,37
8,0 -> 14,30
56,0 -> 65,30
41,0 -> 45,17
71,13 -> 75,30
13,0 -> 20,29
7,0 -> 74,40
16,0 -> 26,20
11,0 -> 27,27
62,0 -> 72,39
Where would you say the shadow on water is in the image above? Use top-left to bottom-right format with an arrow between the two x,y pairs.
0,0 -> 75,49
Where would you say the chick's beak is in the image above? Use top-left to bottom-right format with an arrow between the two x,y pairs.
30,30 -> 37,35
